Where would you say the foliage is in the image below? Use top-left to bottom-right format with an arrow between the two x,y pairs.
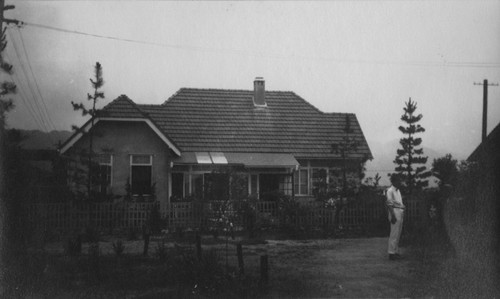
236,195 -> 258,237
155,239 -> 168,262
432,153 -> 458,188
331,114 -> 362,190
111,240 -> 125,257
0,130 -> 39,261
393,98 -> 431,193
69,62 -> 106,200
147,203 -> 163,234
363,173 -> 381,189
1,19 -> 19,278
176,248 -> 240,297
65,233 -> 82,256
0,23 -> 16,113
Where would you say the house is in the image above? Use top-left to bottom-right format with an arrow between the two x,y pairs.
467,121 -> 500,163
60,78 -> 372,207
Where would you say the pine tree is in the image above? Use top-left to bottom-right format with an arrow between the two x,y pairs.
393,98 -> 431,193
331,114 -> 360,193
70,62 -> 105,199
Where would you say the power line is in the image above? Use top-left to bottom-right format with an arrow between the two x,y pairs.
4,52 -> 47,132
16,26 -> 56,131
7,28 -> 52,132
19,21 -> 500,69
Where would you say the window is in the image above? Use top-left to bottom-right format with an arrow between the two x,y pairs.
230,173 -> 249,200
311,168 -> 328,197
130,154 -> 153,195
171,173 -> 184,199
310,167 -> 344,197
250,174 -> 258,196
204,173 -> 229,201
96,154 -> 112,194
192,174 -> 204,198
294,168 -> 309,195
259,174 -> 292,200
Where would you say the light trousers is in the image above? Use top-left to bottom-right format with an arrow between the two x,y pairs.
388,208 -> 404,254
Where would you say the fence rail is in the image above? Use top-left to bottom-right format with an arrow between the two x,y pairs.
25,198 -> 424,234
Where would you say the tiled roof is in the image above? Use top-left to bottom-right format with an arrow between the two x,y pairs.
98,95 -> 148,119
102,88 -> 372,159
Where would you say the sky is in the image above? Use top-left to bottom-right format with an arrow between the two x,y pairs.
2,1 -> 500,178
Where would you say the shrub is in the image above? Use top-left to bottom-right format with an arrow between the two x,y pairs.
65,234 -> 82,256
148,203 -> 163,235
83,226 -> 99,243
111,240 -> 125,257
155,240 -> 168,262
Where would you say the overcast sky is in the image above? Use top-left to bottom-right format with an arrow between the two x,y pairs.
2,1 -> 500,169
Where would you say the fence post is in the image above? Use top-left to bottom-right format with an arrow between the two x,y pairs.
260,255 -> 268,288
237,243 -> 244,275
196,232 -> 202,261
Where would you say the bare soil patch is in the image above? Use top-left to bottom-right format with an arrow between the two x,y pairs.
35,236 -> 426,298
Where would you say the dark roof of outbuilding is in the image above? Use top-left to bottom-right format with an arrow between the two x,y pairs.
101,88 -> 372,160
468,122 -> 500,162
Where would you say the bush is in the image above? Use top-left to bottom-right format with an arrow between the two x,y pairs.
83,226 -> 100,243
111,240 -> 125,257
65,234 -> 82,256
148,204 -> 163,235
155,240 -> 168,262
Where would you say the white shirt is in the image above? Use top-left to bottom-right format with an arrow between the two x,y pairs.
386,185 -> 405,209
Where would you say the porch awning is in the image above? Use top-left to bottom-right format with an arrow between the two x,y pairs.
224,152 -> 299,168
172,152 -> 299,169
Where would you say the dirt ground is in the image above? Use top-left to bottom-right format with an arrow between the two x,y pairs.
227,238 -> 419,298
44,236 -> 424,298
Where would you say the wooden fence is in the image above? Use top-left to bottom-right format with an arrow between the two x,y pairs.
25,199 -> 424,234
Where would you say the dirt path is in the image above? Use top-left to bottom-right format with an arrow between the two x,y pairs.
230,237 -> 418,298
44,237 -> 422,298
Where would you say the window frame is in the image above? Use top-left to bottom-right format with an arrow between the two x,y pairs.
129,154 -> 153,195
97,154 -> 113,194
294,168 -> 309,196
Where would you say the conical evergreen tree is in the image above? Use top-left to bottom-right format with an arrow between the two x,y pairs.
70,62 -> 105,199
393,98 -> 431,193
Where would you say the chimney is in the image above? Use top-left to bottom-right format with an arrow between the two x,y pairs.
253,77 -> 266,107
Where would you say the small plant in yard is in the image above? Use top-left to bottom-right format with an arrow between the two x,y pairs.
65,233 -> 82,256
87,241 -> 101,283
155,239 -> 168,262
111,240 -> 125,257
236,195 -> 258,238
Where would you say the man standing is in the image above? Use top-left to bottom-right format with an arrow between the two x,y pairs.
386,175 -> 405,260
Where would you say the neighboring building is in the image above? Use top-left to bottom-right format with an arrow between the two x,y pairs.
60,78 -> 372,207
467,121 -> 500,163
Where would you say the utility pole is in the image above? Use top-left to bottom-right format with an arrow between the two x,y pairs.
474,79 -> 499,142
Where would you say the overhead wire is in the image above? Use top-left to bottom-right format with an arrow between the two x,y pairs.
6,28 -> 53,134
19,21 -> 500,69
3,52 -> 47,132
16,26 -> 57,131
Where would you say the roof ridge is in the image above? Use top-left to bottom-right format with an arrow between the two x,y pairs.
178,87 -> 294,93
100,94 -> 150,118
162,88 -> 297,105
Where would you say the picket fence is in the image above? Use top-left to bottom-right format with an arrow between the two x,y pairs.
25,199 -> 423,233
